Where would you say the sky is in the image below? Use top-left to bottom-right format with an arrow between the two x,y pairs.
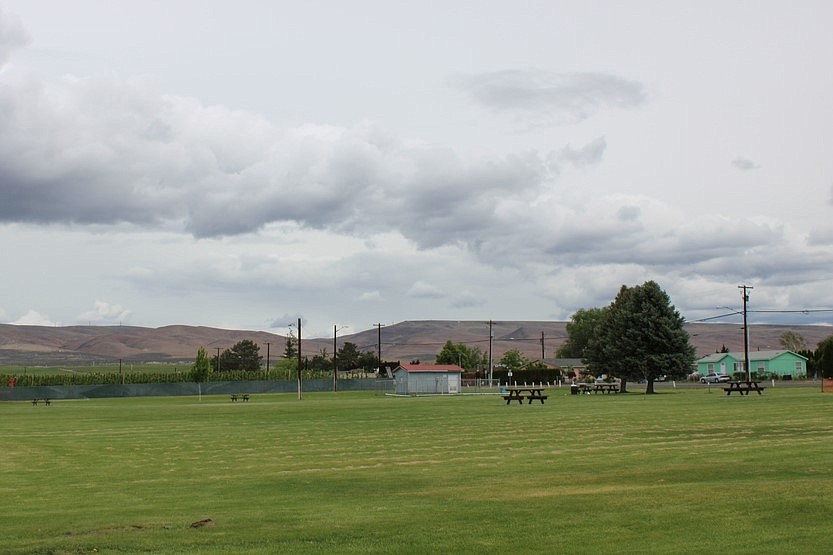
1,1 -> 832,338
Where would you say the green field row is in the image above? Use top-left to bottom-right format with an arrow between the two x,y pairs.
2,387 -> 832,553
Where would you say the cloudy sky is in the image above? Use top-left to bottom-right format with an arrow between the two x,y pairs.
1,1 -> 832,337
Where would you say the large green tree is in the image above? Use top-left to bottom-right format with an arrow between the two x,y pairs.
556,307 -> 606,358
585,281 -> 695,393
212,339 -> 263,372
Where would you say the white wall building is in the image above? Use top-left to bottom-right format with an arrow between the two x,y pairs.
393,364 -> 463,395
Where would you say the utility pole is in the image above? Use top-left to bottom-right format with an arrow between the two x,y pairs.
265,342 -> 270,375
216,347 -> 221,373
739,285 -> 753,380
332,325 -> 346,392
297,318 -> 302,400
488,320 -> 494,385
540,331 -> 545,360
373,323 -> 384,374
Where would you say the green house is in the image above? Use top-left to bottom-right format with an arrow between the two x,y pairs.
696,350 -> 808,379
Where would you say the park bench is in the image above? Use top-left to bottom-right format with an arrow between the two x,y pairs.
231,394 -> 250,402
31,399 -> 51,406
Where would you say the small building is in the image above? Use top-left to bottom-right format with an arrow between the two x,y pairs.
393,364 -> 463,395
696,350 -> 808,379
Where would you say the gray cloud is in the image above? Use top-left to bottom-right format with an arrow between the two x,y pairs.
731,156 -> 761,171
450,70 -> 646,126
559,137 -> 607,168
0,9 -> 30,68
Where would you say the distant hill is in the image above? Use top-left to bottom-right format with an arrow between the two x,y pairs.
0,321 -> 829,366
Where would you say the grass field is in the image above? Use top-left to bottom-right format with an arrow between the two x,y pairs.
2,386 -> 833,554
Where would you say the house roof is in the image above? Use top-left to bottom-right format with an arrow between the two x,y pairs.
697,350 -> 808,363
395,364 -> 463,373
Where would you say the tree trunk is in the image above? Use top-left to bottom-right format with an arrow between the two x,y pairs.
646,378 -> 655,394
620,379 -> 627,393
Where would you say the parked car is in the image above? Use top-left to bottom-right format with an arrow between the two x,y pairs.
700,373 -> 731,383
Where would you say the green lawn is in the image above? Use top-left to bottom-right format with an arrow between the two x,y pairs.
2,387 -> 832,554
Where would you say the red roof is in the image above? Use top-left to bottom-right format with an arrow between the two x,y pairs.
396,364 -> 463,373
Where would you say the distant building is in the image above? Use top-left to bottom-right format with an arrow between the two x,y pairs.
696,350 -> 808,378
393,364 -> 463,395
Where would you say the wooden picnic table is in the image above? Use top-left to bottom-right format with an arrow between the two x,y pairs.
723,381 -> 765,396
577,383 -> 620,394
503,387 -> 548,405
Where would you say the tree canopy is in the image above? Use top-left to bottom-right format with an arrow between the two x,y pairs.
779,331 -> 807,352
212,340 -> 263,372
816,335 -> 833,378
435,341 -> 487,371
584,280 -> 695,393
190,346 -> 212,382
556,307 -> 606,358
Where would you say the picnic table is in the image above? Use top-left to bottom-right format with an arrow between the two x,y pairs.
230,394 -> 250,402
503,387 -> 548,405
577,383 -> 620,394
723,381 -> 765,396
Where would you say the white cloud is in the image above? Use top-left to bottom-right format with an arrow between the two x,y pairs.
13,309 -> 56,326
77,301 -> 131,324
356,291 -> 383,302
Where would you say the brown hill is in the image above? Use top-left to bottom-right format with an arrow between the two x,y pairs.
0,321 -> 829,366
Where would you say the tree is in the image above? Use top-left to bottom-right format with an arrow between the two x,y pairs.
815,335 -> 833,379
435,341 -> 487,370
337,342 -> 361,371
284,331 -> 298,360
779,331 -> 807,352
191,346 -> 212,383
556,308 -> 606,358
585,281 -> 695,394
212,340 -> 262,372
499,349 -> 527,373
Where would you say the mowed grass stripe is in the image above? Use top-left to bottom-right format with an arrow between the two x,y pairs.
2,388 -> 833,554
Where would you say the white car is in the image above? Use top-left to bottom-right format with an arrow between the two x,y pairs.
700,373 -> 731,383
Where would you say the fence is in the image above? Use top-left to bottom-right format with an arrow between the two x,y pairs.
0,379 -> 394,401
